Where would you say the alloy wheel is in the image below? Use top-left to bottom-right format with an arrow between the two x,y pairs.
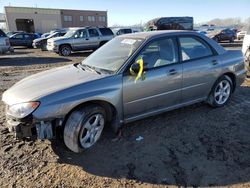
79,113 -> 105,149
214,80 -> 231,105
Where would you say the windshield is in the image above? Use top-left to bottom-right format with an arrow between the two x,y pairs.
64,30 -> 77,38
46,32 -> 57,38
82,37 -> 144,73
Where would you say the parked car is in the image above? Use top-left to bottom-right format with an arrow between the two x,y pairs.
146,17 -> 194,31
6,31 -> 25,37
237,31 -> 246,40
41,32 -> 50,38
33,31 -> 66,51
47,27 -> 114,56
208,29 -> 236,43
0,29 -> 12,54
112,28 -> 133,35
242,27 -> 250,70
9,33 -> 37,47
2,31 -> 246,153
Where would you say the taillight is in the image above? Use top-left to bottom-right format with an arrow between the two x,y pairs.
5,38 -> 10,46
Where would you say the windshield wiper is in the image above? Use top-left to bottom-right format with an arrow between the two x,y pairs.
80,64 -> 101,74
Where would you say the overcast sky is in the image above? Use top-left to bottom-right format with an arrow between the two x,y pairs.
0,0 -> 249,26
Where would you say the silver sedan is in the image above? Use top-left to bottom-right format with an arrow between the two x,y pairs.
2,31 -> 246,153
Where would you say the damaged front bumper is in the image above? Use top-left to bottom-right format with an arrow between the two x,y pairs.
6,114 -> 63,140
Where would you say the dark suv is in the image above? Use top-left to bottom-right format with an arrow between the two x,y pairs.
9,33 -> 38,47
209,29 -> 236,43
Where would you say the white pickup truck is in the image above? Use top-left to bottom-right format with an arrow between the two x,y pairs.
47,27 -> 114,56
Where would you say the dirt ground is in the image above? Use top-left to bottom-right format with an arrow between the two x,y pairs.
1,47 -> 250,188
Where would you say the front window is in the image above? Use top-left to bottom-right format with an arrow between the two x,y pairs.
135,38 -> 178,69
82,37 -> 144,73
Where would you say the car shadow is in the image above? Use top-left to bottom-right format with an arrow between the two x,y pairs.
70,51 -> 93,57
50,91 -> 250,186
0,56 -> 72,66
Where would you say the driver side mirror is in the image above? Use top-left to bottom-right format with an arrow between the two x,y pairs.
130,60 -> 148,74
130,63 -> 140,73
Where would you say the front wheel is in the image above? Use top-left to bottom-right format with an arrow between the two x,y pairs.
63,105 -> 106,153
207,75 -> 233,107
59,45 -> 71,56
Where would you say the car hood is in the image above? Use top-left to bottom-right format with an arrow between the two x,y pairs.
2,64 -> 106,105
48,36 -> 67,43
33,38 -> 46,43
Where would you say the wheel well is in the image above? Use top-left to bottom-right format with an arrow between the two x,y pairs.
59,43 -> 72,50
64,100 -> 117,125
99,41 -> 107,46
223,72 -> 236,92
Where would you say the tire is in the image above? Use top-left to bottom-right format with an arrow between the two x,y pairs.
63,105 -> 106,153
99,41 -> 107,48
207,75 -> 233,107
59,45 -> 71,56
41,43 -> 47,51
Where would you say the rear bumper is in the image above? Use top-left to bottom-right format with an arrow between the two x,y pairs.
236,69 -> 247,87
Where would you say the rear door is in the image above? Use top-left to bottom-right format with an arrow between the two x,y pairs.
179,35 -> 218,103
24,34 -> 33,46
87,28 -> 100,49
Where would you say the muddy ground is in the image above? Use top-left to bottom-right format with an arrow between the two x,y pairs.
0,47 -> 250,188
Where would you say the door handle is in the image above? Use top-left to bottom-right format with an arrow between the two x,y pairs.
86,38 -> 89,40
168,69 -> 177,75
212,60 -> 218,65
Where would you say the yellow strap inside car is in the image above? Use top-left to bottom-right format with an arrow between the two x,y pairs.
135,58 -> 144,82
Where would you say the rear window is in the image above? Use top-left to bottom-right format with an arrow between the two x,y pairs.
0,29 -> 6,37
99,28 -> 114,36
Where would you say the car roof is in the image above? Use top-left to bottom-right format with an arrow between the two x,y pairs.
117,30 -> 198,39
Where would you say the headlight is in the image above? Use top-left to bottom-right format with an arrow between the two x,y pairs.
7,102 -> 40,119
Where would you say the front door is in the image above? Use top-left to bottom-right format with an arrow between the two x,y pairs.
123,37 -> 182,121
72,29 -> 90,50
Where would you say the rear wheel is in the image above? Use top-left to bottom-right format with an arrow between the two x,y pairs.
59,45 -> 71,56
207,75 -> 233,107
63,105 -> 106,153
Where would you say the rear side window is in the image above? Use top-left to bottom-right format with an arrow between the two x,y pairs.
99,28 -> 114,36
0,29 -> 6,37
179,37 -> 213,61
88,29 -> 99,37
124,29 -> 132,34
24,34 -> 31,39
